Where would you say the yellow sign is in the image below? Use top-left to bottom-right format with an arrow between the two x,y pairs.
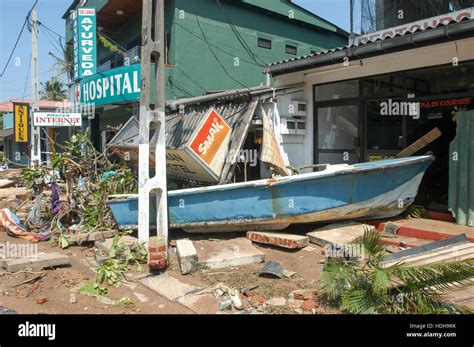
14,103 -> 29,143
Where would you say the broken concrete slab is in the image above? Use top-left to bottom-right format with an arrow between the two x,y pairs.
133,292 -> 150,303
176,239 -> 198,275
95,235 -> 140,254
246,231 -> 309,249
2,252 -> 70,272
139,272 -> 201,301
177,292 -> 220,314
306,222 -> 373,247
195,238 -> 264,269
265,297 -> 286,307
68,230 -> 118,245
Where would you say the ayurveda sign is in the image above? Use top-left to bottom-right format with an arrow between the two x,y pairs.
73,8 -> 97,80
79,64 -> 141,106
13,103 -> 28,143
33,112 -> 82,127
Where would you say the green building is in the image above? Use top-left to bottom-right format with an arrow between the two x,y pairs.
63,0 -> 347,149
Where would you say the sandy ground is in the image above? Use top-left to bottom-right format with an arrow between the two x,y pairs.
0,226 -> 331,315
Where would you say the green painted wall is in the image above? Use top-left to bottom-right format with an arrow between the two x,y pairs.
65,0 -> 347,100
168,0 -> 347,99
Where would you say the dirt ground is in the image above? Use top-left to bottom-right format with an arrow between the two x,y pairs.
0,225 -> 331,315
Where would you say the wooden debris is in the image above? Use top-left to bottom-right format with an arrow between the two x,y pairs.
396,127 -> 442,158
0,179 -> 16,189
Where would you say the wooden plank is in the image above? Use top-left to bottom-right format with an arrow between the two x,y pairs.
0,179 -> 15,189
0,187 -> 29,199
396,127 -> 442,158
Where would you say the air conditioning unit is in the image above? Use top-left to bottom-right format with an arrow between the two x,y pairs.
291,100 -> 307,117
281,118 -> 306,135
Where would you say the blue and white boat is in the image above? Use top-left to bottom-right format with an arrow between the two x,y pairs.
108,155 -> 434,233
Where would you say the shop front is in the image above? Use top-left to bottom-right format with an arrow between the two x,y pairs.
265,14 -> 474,212
311,62 -> 474,205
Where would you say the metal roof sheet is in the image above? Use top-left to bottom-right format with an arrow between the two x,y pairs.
264,8 -> 474,75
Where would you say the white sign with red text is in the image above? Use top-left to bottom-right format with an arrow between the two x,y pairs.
33,112 -> 82,127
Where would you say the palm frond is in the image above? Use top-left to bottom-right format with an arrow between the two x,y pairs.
361,227 -> 385,256
393,259 -> 474,294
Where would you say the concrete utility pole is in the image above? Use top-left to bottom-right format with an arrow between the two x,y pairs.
138,0 -> 168,252
30,10 -> 41,165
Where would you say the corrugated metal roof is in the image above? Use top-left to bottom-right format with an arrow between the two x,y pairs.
264,8 -> 474,75
0,99 -> 72,113
165,101 -> 256,149
449,110 -> 474,228
109,100 -> 258,150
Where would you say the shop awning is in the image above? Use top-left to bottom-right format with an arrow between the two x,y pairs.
0,128 -> 13,138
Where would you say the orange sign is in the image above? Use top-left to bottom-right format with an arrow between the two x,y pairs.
14,103 -> 29,143
188,109 -> 230,166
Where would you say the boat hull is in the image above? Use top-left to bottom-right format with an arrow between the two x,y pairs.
108,156 -> 434,233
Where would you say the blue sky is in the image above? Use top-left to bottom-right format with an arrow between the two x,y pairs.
0,0 -> 350,102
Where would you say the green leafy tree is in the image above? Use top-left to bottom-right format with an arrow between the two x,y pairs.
321,228 -> 474,314
40,77 -> 67,101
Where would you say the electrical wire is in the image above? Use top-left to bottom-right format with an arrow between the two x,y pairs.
192,0 -> 249,90
38,21 -> 65,39
0,0 -> 39,78
175,22 -> 262,67
215,0 -> 267,67
40,26 -> 63,55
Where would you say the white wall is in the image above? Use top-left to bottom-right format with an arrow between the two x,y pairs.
272,37 -> 474,168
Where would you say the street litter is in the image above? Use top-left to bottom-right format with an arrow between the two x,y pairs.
260,261 -> 284,279
0,208 -> 50,241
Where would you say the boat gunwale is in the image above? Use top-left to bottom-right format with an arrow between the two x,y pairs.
108,155 -> 435,202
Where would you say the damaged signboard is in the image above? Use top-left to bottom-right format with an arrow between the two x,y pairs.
109,103 -> 251,183
168,108 -> 231,182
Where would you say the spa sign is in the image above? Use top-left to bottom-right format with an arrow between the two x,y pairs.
73,8 -> 97,80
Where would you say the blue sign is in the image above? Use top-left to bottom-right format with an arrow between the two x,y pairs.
74,8 -> 97,80
79,64 -> 141,106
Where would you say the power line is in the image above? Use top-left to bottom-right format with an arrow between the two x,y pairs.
38,21 -> 65,39
40,25 -> 63,55
0,0 -> 39,78
215,0 -> 267,67
192,0 -> 249,89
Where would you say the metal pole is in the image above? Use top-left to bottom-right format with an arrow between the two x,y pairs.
138,0 -> 168,246
30,10 -> 41,165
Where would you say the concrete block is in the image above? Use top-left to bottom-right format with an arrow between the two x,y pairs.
139,272 -> 200,301
3,252 -> 70,272
176,239 -> 198,275
196,238 -> 264,269
94,235 -> 139,254
246,231 -> 309,249
69,230 -> 118,244
177,292 -> 219,314
306,222 -> 373,247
